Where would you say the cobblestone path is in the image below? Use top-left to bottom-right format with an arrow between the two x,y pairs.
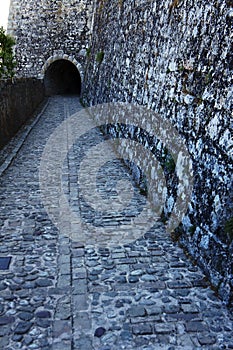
0,96 -> 232,350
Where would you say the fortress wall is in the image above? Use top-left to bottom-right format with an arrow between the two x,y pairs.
0,78 -> 44,150
8,0 -> 94,78
82,0 -> 233,304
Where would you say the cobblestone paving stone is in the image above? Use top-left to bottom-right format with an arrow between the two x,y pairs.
0,96 -> 232,350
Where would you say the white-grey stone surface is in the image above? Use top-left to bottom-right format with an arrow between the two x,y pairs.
82,0 -> 233,304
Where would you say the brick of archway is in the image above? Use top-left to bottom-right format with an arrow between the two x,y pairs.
39,54 -> 84,82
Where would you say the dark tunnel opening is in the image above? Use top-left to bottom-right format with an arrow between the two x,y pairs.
44,59 -> 81,96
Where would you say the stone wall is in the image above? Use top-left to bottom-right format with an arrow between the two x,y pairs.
0,78 -> 44,149
7,0 -> 94,79
82,0 -> 233,304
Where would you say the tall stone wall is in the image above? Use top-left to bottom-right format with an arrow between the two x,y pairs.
82,0 -> 233,304
8,0 -> 95,79
0,78 -> 44,150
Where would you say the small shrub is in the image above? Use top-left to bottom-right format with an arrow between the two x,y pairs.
86,48 -> 91,58
96,51 -> 104,64
0,26 -> 16,79
164,156 -> 176,172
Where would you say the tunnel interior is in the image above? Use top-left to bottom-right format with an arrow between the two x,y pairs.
44,59 -> 81,96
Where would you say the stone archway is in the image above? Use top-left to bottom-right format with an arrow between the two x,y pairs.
43,59 -> 82,96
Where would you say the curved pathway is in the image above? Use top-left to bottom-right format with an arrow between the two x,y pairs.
0,96 -> 232,350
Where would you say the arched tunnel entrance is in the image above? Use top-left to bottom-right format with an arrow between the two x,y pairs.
44,59 -> 81,96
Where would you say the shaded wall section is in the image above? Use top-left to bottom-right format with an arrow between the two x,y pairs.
82,0 -> 233,305
44,60 -> 81,96
0,78 -> 44,150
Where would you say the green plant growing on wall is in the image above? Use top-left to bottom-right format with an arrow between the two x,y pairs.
107,79 -> 112,90
178,65 -> 185,72
161,148 -> 176,172
0,26 -> 16,79
96,51 -> 104,64
164,155 -> 176,172
188,225 -> 196,235
86,48 -> 91,58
